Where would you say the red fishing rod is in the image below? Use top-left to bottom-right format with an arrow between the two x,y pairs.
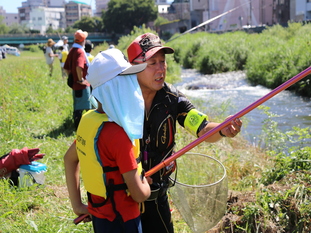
145,66 -> 311,177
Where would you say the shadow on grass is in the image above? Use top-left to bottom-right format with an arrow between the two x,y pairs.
34,117 -> 76,139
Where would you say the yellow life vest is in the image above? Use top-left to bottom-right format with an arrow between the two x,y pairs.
87,54 -> 94,63
61,51 -> 68,63
76,110 -> 142,198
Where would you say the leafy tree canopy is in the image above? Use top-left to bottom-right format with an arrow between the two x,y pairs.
8,23 -> 30,34
102,0 -> 158,34
46,25 -> 54,34
154,16 -> 169,28
0,16 -> 9,34
72,16 -> 104,32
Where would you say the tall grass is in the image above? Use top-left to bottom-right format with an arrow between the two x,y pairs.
1,34 -> 311,232
0,51 -> 93,232
0,49 -> 259,233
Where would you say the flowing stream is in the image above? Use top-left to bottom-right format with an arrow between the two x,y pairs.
175,69 -> 311,147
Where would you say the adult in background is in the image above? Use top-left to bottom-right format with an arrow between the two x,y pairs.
1,46 -> 6,59
127,33 -> 243,233
62,36 -> 69,52
64,30 -> 92,129
45,39 -> 58,77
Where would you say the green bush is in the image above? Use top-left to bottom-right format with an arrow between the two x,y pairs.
27,45 -> 41,53
168,31 -> 250,74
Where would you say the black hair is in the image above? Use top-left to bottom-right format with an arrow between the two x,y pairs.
85,41 -> 93,53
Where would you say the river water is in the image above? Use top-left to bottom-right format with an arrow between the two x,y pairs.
175,69 -> 311,147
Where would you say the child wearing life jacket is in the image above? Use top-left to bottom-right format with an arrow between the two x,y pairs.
64,48 -> 150,233
84,40 -> 94,63
57,46 -> 68,79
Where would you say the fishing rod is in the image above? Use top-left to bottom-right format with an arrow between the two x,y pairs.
166,0 -> 252,43
145,66 -> 311,177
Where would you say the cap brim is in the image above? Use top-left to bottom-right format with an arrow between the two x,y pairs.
120,63 -> 147,75
133,46 -> 174,63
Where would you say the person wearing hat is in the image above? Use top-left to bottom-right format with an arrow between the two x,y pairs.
64,48 -> 150,233
64,29 -> 92,129
45,38 -> 58,77
61,36 -> 69,52
127,33 -> 243,233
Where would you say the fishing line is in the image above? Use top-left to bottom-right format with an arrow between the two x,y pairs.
166,0 -> 252,43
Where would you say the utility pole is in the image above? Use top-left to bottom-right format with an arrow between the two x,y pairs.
250,0 -> 252,26
205,0 -> 209,31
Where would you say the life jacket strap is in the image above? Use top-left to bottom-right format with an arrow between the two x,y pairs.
103,166 -> 119,173
87,182 -> 128,208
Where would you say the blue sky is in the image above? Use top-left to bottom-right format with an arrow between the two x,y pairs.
1,0 -> 95,13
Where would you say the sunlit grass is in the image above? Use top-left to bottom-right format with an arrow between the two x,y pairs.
1,45 -> 310,232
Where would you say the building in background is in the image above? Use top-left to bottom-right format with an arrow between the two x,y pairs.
65,1 -> 92,27
94,0 -> 109,17
159,0 -> 292,35
0,0 -> 306,36
4,0 -> 91,33
158,3 -> 171,14
28,7 -> 65,33
0,6 -> 19,26
188,0 -> 275,32
4,13 -> 19,26
0,6 -> 5,15
18,0 -> 66,25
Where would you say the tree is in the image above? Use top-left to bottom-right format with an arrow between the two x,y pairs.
0,16 -> 9,34
72,16 -> 104,32
46,25 -> 54,33
102,0 -> 158,34
8,23 -> 30,34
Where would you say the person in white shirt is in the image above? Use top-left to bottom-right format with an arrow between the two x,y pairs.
45,39 -> 58,77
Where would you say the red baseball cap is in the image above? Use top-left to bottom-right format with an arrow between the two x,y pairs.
127,33 -> 174,63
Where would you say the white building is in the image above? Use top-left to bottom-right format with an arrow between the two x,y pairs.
158,4 -> 170,14
18,0 -> 65,24
27,7 -> 65,34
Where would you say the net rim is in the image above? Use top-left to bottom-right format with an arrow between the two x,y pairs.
170,153 -> 227,188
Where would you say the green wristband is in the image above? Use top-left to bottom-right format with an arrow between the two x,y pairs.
184,109 -> 208,137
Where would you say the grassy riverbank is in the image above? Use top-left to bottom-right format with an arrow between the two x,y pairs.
166,22 -> 311,98
1,30 -> 311,232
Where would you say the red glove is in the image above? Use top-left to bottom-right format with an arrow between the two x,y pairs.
0,147 -> 45,178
